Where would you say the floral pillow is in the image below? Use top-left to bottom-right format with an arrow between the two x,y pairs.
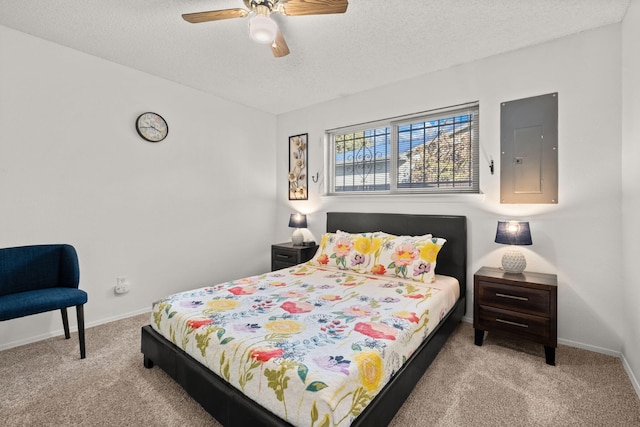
308,231 -> 445,283
308,231 -> 384,272
371,235 -> 446,283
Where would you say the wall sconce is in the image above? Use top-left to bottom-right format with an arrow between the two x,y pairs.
495,221 -> 532,274
288,213 -> 307,246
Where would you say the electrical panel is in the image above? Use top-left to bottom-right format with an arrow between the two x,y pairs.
500,93 -> 558,204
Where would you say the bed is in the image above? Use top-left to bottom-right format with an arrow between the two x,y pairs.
141,212 -> 467,426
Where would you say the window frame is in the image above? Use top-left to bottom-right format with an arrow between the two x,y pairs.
325,102 -> 480,196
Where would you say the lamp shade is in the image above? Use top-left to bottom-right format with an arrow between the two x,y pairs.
495,221 -> 532,246
248,15 -> 278,44
288,213 -> 307,229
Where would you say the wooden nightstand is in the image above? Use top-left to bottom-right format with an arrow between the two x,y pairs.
473,266 -> 558,365
271,242 -> 318,271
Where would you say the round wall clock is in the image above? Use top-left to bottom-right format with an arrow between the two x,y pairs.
136,112 -> 168,142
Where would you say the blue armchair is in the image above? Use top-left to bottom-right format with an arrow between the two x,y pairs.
0,244 -> 87,359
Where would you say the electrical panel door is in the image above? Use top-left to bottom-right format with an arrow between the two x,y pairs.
500,93 -> 558,204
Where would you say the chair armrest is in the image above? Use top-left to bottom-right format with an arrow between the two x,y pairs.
58,244 -> 80,288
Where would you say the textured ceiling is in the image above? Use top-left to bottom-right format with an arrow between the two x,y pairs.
0,0 -> 631,114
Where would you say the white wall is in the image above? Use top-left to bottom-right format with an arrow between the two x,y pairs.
276,25 -> 625,355
0,25 -> 277,349
622,0 -> 640,393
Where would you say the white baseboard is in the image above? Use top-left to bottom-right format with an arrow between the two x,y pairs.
557,337 -> 621,357
86,307 -> 151,328
0,307 -> 150,352
621,353 -> 640,399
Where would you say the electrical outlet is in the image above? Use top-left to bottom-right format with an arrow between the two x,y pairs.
114,276 -> 130,294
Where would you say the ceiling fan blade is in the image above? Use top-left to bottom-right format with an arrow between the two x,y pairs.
280,0 -> 348,16
182,8 -> 249,24
271,30 -> 290,58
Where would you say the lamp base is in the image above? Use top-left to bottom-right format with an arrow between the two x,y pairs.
291,229 -> 304,246
501,248 -> 526,274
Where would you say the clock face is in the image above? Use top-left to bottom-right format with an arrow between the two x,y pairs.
136,112 -> 168,142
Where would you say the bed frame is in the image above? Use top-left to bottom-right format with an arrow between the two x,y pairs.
141,212 -> 467,426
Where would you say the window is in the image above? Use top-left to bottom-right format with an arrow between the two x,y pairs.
327,102 -> 479,195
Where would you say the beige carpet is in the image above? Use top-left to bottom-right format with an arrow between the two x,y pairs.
1,314 -> 639,426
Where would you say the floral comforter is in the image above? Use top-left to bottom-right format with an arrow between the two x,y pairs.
151,263 -> 459,427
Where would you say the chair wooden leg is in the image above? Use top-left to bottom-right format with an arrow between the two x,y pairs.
76,304 -> 86,359
61,308 -> 71,339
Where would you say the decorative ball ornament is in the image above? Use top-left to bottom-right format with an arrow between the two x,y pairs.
291,229 -> 304,246
501,248 -> 527,274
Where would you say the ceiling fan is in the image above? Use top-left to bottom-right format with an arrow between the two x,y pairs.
182,0 -> 349,58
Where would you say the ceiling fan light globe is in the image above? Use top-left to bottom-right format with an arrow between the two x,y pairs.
249,15 -> 278,44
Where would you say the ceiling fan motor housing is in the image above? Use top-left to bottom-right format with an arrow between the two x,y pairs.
245,0 -> 276,12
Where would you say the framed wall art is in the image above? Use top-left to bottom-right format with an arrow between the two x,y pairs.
288,133 -> 308,200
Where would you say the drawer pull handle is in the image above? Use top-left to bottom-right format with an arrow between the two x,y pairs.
496,318 -> 528,328
276,254 -> 291,259
496,292 -> 528,301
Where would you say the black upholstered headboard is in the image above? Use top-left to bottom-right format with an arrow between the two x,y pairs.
326,212 -> 467,299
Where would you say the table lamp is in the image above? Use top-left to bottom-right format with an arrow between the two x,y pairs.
289,213 -> 307,246
495,221 -> 532,274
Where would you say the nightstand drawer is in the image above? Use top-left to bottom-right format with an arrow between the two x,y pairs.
272,260 -> 294,270
272,249 -> 297,263
271,248 -> 298,271
476,305 -> 551,344
476,281 -> 550,316
271,243 -> 318,271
